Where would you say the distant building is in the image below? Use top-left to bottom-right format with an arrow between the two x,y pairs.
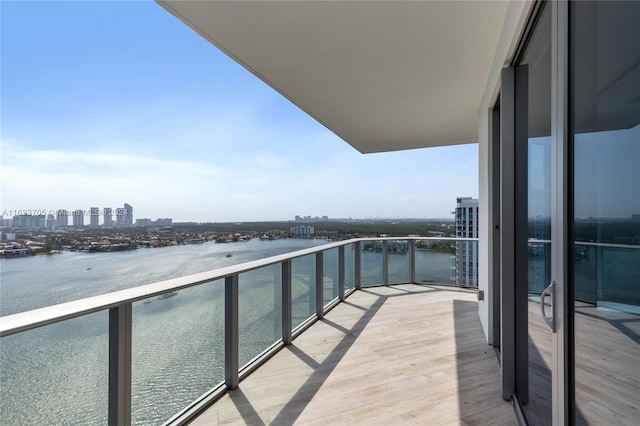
154,218 -> 172,227
453,197 -> 479,287
294,215 -> 327,222
89,207 -> 100,228
13,215 -> 44,230
290,225 -> 314,237
0,232 -> 16,241
116,210 -> 125,227
46,213 -> 55,229
135,218 -> 152,227
103,208 -> 113,227
0,248 -> 30,257
56,210 -> 68,228
315,230 -> 339,239
114,203 -> 132,227
124,203 -> 133,226
72,210 -> 84,227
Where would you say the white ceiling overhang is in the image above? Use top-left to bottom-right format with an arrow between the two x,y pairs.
157,1 -> 508,153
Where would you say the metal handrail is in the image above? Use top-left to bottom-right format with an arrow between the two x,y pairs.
574,241 -> 640,250
527,239 -> 640,250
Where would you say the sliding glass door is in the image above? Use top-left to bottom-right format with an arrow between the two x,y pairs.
499,2 -> 638,423
500,3 -> 563,424
570,2 -> 640,424
518,4 -> 554,424
516,5 -> 553,425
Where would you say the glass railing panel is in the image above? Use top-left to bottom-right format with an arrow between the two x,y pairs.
574,244 -> 596,303
599,245 -> 640,306
453,240 -> 479,287
574,244 -> 640,307
323,248 -> 339,306
415,239 -> 457,285
131,280 -> 224,425
0,312 -> 108,425
238,265 -> 282,368
291,254 -> 316,329
344,243 -> 356,290
360,240 -> 384,287
388,239 -> 410,284
528,241 -> 551,294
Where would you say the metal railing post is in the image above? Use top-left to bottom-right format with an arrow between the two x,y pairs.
225,275 -> 239,389
354,241 -> 361,290
458,241 -> 463,287
108,303 -> 132,426
315,251 -> 324,318
282,261 -> 292,345
338,245 -> 345,301
410,240 -> 416,284
383,240 -> 389,286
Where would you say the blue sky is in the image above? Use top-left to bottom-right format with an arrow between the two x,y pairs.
1,0 -> 478,222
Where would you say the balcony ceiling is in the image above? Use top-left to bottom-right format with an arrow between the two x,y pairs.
157,1 -> 509,153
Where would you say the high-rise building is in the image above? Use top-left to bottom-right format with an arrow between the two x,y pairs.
72,210 -> 84,227
124,203 -> 133,226
56,210 -> 68,229
89,207 -> 99,228
12,214 -> 44,230
45,213 -> 55,229
103,208 -> 113,227
116,210 -> 125,227
452,197 -> 479,287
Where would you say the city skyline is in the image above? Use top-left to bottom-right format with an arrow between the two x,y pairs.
1,1 -> 478,223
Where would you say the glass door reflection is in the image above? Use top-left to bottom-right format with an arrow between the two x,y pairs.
570,2 -> 640,423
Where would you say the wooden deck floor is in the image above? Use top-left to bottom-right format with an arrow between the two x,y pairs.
189,284 -> 515,425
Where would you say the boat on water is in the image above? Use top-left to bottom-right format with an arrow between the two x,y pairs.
185,238 -> 205,244
226,253 -> 232,258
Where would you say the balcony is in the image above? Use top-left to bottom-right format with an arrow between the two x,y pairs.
0,237 -> 517,425
190,284 -> 513,425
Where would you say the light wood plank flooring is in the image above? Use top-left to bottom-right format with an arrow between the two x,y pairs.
189,284 -> 515,425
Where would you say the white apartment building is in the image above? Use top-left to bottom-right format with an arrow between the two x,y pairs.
453,197 -> 479,287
